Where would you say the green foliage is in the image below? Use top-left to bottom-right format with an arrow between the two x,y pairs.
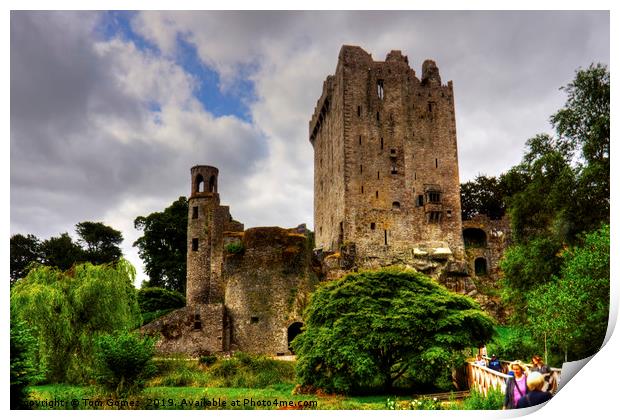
134,196 -> 188,293
40,232 -> 84,271
527,224 -> 609,361
209,352 -> 295,388
485,326 -> 542,362
199,355 -> 218,366
137,287 -> 186,313
225,242 -> 245,254
10,313 -> 44,409
10,233 -> 44,283
460,175 -> 506,221
293,268 -> 495,394
10,260 -> 141,383
460,387 -> 504,410
95,331 -> 156,396
75,221 -> 123,265
499,236 -> 563,322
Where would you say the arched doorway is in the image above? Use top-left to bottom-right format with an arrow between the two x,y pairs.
287,322 -> 303,353
463,228 -> 487,247
475,257 -> 488,276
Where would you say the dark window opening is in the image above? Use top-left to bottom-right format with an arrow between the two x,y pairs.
416,195 -> 424,207
192,206 -> 199,219
370,222 -> 376,230
384,230 -> 388,245
381,138 -> 384,150
361,185 -> 364,194
428,191 -> 441,203
194,313 -> 202,330
390,148 -> 396,155
475,258 -> 488,276
428,211 -> 442,223
288,322 -> 304,353
208,175 -> 216,193
447,210 -> 452,217
360,164 -> 363,174
357,106 -> 361,117
391,165 -> 398,175
251,316 -> 259,324
192,238 -> 199,251
435,158 -> 438,168
377,171 -> 380,180
377,80 -> 384,99
414,172 -> 417,180
376,190 -> 379,198
359,135 -> 362,145
428,102 -> 434,112
464,228 -> 487,247
376,112 -> 380,121
392,201 -> 401,210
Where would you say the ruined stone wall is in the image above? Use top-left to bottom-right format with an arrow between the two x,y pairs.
223,227 -> 316,355
311,46 -> 464,266
141,303 -> 227,356
463,215 -> 512,284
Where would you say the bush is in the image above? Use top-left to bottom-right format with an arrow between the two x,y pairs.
199,355 -> 218,366
10,315 -> 44,409
461,387 -> 504,410
209,352 -> 295,388
225,243 -> 244,254
95,331 -> 156,396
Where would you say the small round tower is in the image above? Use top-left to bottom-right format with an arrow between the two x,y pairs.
186,165 -> 220,306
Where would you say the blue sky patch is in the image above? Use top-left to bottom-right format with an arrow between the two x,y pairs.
96,11 -> 255,122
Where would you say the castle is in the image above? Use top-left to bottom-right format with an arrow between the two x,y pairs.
142,46 -> 509,355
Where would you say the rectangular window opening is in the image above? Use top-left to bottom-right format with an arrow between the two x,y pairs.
357,105 -> 361,117
384,230 -> 388,245
359,135 -> 362,145
360,164 -> 363,174
370,222 -> 376,230
192,206 -> 199,219
435,158 -> 438,168
376,190 -> 379,199
377,80 -> 384,100
192,238 -> 199,251
416,195 -> 424,207
251,316 -> 259,324
361,185 -> 364,194
376,112 -> 380,121
381,138 -> 384,150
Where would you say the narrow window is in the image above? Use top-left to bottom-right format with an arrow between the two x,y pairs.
414,172 -> 417,180
377,80 -> 384,100
377,171 -> 380,180
370,222 -> 376,230
194,313 -> 202,330
392,201 -> 401,210
360,164 -> 363,174
380,138 -> 384,150
208,175 -> 216,193
357,106 -> 361,117
416,195 -> 424,207
376,191 -> 379,198
359,135 -> 362,145
447,210 -> 452,218
384,230 -> 388,245
251,316 -> 259,324
435,158 -> 438,168
192,238 -> 199,251
361,185 -> 364,194
428,191 -> 441,203
428,102 -> 433,112
391,165 -> 398,175
192,206 -> 199,219
196,174 -> 205,193
376,112 -> 380,121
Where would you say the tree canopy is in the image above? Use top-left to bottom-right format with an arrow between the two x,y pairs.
75,221 -> 123,265
134,196 -> 188,293
293,268 -> 495,394
10,259 -> 141,383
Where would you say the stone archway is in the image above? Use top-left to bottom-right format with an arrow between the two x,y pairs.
287,322 -> 304,353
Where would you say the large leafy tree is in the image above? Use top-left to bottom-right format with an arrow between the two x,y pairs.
10,234 -> 43,284
134,196 -> 188,294
460,175 -> 506,221
75,221 -> 123,265
527,224 -> 609,362
10,260 -> 141,383
293,268 -> 495,394
40,232 -> 84,271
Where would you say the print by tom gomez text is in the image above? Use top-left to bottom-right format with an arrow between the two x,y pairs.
27,397 -> 319,409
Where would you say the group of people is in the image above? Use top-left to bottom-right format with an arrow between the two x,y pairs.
473,354 -> 553,409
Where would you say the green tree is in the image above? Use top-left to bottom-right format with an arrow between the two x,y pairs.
10,233 -> 43,283
460,175 -> 506,221
134,196 -> 188,293
293,268 -> 495,394
10,313 -> 43,409
75,221 -> 123,265
137,287 -> 186,325
10,260 -> 141,383
95,331 -> 156,396
527,224 -> 609,361
40,232 -> 84,271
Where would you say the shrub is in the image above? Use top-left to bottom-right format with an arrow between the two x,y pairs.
209,352 -> 295,388
199,355 -> 218,366
461,387 -> 504,410
95,331 -> 156,396
10,315 -> 44,409
225,242 -> 244,255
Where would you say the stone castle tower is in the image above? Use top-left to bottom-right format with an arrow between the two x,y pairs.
310,45 -> 465,266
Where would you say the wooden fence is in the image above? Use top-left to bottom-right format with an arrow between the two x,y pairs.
467,359 -> 561,396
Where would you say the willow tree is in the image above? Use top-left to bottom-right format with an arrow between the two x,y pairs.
293,268 -> 495,394
10,259 -> 141,383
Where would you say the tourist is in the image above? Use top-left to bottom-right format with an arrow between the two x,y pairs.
503,360 -> 528,409
516,372 -> 552,408
529,355 -> 552,391
474,354 -> 487,367
488,354 -> 502,372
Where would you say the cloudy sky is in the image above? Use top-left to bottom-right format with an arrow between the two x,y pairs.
10,10 -> 609,284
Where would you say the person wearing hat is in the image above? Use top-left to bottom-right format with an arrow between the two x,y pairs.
488,354 -> 502,372
503,360 -> 528,409
516,371 -> 553,408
